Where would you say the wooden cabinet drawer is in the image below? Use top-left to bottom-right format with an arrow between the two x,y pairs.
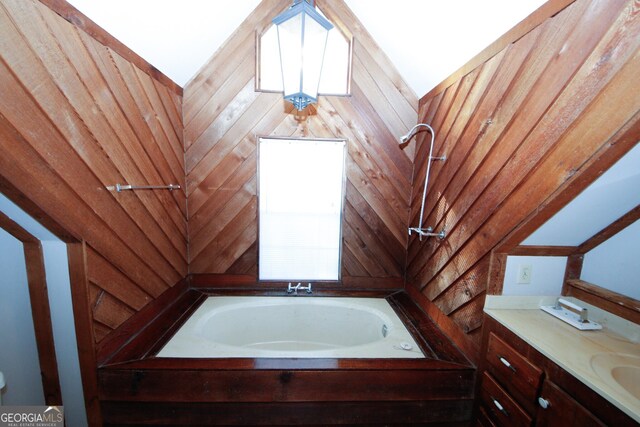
475,406 -> 498,427
480,371 -> 532,427
487,332 -> 543,404
536,380 -> 605,427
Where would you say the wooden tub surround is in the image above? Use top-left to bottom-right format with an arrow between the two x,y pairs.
97,283 -> 475,426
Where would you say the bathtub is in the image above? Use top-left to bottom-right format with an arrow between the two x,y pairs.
101,291 -> 476,425
157,296 -> 425,358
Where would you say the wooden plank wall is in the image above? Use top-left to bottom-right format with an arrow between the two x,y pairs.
183,0 -> 418,284
0,0 -> 187,344
406,0 -> 640,358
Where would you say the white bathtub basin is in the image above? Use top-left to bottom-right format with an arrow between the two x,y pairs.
157,296 -> 425,358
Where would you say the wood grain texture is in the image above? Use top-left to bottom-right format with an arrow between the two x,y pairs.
480,315 -> 639,427
96,279 -> 190,366
67,242 -> 103,426
0,0 -> 186,346
407,0 -> 640,358
565,279 -> 640,325
101,400 -> 472,426
419,0 -> 578,106
0,210 -> 39,242
37,0 -> 182,95
4,228 -> 63,405
511,245 -> 577,256
98,290 -> 475,425
100,369 -> 472,402
183,0 -> 418,283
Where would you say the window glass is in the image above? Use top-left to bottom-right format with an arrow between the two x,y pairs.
258,11 -> 351,95
258,137 -> 346,280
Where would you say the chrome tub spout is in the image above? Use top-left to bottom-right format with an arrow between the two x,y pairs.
287,282 -> 312,295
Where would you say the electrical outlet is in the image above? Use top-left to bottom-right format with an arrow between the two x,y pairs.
517,264 -> 532,284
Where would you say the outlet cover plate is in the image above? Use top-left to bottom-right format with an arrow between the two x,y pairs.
517,264 -> 532,284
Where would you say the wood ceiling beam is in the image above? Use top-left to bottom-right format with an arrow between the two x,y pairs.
0,209 -> 39,242
510,245 -> 577,256
575,203 -> 640,254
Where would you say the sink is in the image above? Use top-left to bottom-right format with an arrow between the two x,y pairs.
611,366 -> 640,400
591,353 -> 640,401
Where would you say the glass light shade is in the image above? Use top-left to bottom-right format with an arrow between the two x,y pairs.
273,0 -> 333,110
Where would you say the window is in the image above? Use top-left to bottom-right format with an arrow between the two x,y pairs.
258,137 -> 346,281
257,10 -> 352,96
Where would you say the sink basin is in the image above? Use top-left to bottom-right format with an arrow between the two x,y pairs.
591,353 -> 640,401
612,366 -> 640,399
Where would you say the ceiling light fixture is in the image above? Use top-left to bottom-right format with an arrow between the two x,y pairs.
272,0 -> 333,110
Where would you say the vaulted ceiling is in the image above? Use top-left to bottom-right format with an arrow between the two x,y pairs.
2,0 -> 637,369
65,0 -> 547,97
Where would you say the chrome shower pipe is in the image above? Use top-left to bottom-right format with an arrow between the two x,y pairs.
399,123 -> 446,241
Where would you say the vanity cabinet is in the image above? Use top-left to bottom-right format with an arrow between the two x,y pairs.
477,329 -> 541,426
535,380 -> 605,426
476,315 -> 637,427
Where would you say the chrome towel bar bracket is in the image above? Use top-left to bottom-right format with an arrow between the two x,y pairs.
408,227 -> 446,240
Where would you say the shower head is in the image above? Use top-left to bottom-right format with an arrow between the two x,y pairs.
398,123 -> 434,146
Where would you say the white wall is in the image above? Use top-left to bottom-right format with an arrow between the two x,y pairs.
0,229 -> 45,405
581,219 -> 640,300
503,256 -> 567,296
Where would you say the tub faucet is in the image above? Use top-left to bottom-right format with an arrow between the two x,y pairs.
287,282 -> 312,295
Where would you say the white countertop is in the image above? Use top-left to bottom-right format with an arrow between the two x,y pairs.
484,296 -> 640,423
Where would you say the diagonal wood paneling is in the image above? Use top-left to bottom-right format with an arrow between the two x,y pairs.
3,0 -> 636,369
184,0 -> 418,283
406,0 -> 640,358
0,0 -> 186,343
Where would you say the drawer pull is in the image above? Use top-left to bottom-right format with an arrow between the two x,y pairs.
538,397 -> 551,409
491,396 -> 509,417
498,356 -> 517,372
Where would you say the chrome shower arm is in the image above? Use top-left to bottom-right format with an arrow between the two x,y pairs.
399,123 -> 433,144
